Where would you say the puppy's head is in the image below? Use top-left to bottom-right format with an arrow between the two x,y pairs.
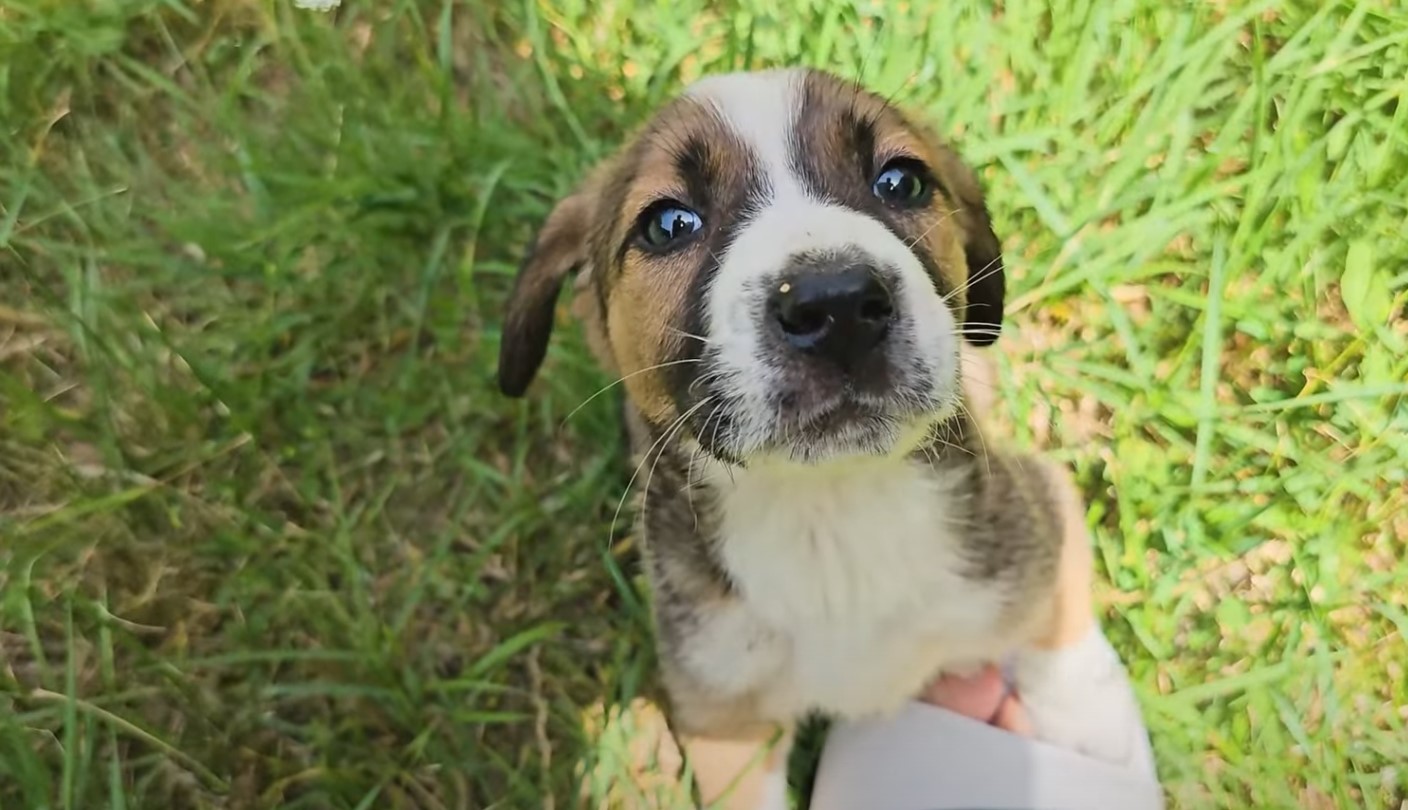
498,68 -> 1005,464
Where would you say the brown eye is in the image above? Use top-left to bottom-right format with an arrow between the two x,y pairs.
872,160 -> 932,207
639,202 -> 703,250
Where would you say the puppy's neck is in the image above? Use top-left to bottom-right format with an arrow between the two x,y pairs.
689,408 -> 985,628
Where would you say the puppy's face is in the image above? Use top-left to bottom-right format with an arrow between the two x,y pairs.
499,68 -> 1006,464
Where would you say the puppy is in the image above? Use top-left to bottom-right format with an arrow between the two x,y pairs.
498,68 -> 1069,807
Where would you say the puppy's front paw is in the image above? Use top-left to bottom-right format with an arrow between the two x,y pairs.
1010,628 -> 1159,778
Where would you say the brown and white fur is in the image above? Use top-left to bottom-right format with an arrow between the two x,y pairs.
498,68 -> 1070,807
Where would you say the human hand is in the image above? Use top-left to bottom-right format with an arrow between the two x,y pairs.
921,664 -> 1032,733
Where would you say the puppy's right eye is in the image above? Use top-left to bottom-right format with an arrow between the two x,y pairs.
638,202 -> 703,250
872,159 -> 933,207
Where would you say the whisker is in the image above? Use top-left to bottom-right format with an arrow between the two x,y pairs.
903,206 -> 962,251
915,414 -> 968,461
954,400 -> 993,478
608,397 -> 714,549
714,401 -> 739,484
686,440 -> 705,526
559,359 -> 701,429
941,421 -> 977,459
685,397 -> 727,524
706,399 -> 736,480
638,397 -> 715,535
699,399 -> 726,456
956,376 -> 999,394
688,366 -> 728,399
942,254 -> 1005,304
668,326 -> 716,346
706,245 -> 727,268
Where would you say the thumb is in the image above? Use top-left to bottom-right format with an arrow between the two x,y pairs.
920,665 -> 1034,736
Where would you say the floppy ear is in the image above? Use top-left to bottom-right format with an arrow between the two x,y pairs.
937,152 -> 1006,346
956,188 -> 1005,347
497,189 -> 598,397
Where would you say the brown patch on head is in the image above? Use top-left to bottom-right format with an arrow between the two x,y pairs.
499,93 -> 767,424
587,98 -> 756,424
790,70 -> 1006,345
604,251 -> 690,424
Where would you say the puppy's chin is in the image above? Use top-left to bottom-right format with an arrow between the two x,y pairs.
708,393 -> 960,468
773,422 -> 908,465
786,405 -> 957,465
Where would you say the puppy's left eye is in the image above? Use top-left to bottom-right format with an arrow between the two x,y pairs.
872,160 -> 932,207
639,202 -> 704,250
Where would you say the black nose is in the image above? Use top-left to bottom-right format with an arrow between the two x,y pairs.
769,265 -> 895,369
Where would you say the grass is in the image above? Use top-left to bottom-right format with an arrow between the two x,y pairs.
1,0 -> 1405,807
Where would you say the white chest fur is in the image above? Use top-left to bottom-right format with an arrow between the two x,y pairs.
685,457 -> 1016,721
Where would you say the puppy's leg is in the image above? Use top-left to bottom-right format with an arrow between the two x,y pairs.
1025,458 -> 1096,650
1008,460 -> 1159,777
680,727 -> 793,810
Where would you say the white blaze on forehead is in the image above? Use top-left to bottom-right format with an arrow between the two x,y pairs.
684,69 -> 809,203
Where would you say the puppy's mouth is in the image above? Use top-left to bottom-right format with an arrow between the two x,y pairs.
689,380 -> 952,466
791,397 -> 884,435
778,390 -> 948,462
785,394 -> 897,441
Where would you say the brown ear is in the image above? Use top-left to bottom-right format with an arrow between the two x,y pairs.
497,190 -> 597,397
937,151 -> 1006,346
